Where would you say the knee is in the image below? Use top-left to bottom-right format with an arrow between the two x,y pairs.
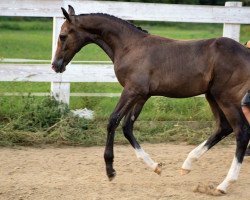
107,114 -> 120,133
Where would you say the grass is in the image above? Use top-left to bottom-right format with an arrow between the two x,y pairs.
0,95 -> 235,146
0,82 -> 50,93
0,17 -> 247,146
0,92 -> 218,146
69,96 -> 213,121
0,94 -> 228,146
0,96 -> 91,146
1,17 -> 249,60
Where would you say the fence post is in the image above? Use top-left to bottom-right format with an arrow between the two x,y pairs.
51,81 -> 70,105
223,1 -> 242,42
51,16 -> 71,105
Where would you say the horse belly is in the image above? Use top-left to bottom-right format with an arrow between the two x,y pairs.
149,72 -> 210,98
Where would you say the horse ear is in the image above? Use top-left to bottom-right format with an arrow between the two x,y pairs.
61,7 -> 71,22
68,5 -> 75,15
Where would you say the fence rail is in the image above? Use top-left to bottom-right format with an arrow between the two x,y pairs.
0,0 -> 250,104
1,0 -> 250,24
0,64 -> 116,82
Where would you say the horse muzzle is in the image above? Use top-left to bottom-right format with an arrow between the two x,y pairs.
51,59 -> 66,73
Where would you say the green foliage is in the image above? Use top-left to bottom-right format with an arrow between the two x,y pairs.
0,96 -> 89,146
0,93 -> 220,146
0,96 -> 66,127
0,94 -> 235,146
145,97 -> 213,121
242,0 -> 250,6
11,96 -> 69,131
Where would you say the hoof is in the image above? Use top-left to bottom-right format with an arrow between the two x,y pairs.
154,163 -> 162,175
180,168 -> 191,175
214,189 -> 226,196
193,182 -> 226,196
107,171 -> 116,181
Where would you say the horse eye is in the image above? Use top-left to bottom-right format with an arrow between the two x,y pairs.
59,34 -> 67,41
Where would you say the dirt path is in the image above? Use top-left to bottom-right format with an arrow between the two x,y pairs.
0,144 -> 250,200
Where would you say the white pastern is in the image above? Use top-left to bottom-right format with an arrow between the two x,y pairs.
217,156 -> 241,193
135,148 -> 158,170
182,140 -> 208,171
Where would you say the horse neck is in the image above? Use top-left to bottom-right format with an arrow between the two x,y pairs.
77,14 -> 146,61
94,38 -> 114,62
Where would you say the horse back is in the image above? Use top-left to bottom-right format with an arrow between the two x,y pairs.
115,36 -> 250,99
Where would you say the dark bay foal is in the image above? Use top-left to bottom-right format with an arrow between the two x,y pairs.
52,6 -> 250,194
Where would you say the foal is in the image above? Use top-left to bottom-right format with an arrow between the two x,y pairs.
52,6 -> 250,194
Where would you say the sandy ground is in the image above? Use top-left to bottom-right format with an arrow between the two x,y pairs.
0,143 -> 250,200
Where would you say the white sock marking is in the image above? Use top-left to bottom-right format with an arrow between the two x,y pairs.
217,156 -> 241,193
135,148 -> 158,170
182,140 -> 208,171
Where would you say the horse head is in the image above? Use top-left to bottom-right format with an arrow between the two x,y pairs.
52,5 -> 92,73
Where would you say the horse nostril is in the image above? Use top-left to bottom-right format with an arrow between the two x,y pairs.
51,59 -> 64,73
51,65 -> 56,71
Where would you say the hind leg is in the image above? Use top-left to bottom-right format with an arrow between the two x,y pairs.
216,102 -> 250,193
241,91 -> 250,155
122,97 -> 161,174
181,93 -> 233,174
241,106 -> 250,156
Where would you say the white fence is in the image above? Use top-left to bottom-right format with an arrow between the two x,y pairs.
0,0 -> 250,104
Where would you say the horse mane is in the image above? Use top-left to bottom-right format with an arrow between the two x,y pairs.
78,13 -> 149,34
